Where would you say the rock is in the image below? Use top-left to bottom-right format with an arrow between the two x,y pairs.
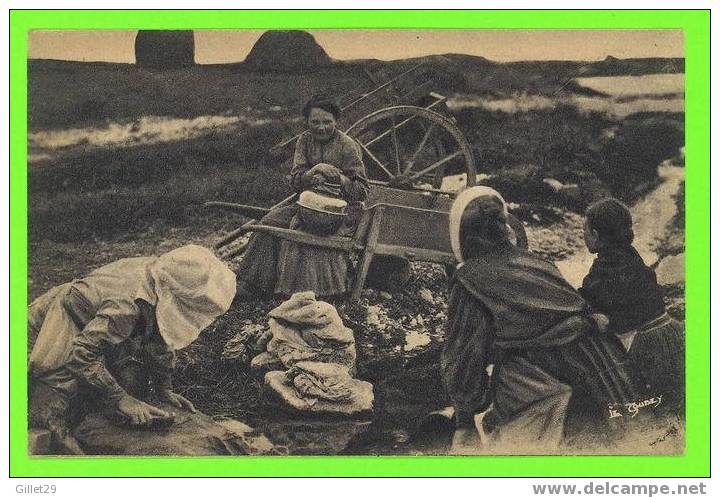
244,30 -> 332,72
366,305 -> 386,329
418,288 -> 435,305
262,419 -> 372,455
213,418 -> 279,455
74,404 -> 283,456
379,291 -> 393,301
656,254 -> 685,286
405,329 -> 431,351
28,428 -> 52,455
265,370 -> 374,418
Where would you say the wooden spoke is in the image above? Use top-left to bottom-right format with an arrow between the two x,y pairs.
403,122 -> 436,175
355,140 -> 395,179
407,150 -> 463,180
389,116 -> 402,174
347,106 -> 476,190
366,114 -> 424,148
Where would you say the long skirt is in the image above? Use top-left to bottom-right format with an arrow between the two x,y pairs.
621,313 -> 685,414
235,205 -> 350,298
484,331 -> 640,441
481,356 -> 572,452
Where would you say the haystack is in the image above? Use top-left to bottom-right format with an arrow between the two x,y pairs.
244,30 -> 332,72
135,30 -> 195,69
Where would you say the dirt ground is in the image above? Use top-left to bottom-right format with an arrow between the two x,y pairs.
25,39 -> 687,456
27,171 -> 686,455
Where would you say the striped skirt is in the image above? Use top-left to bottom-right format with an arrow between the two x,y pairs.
235,205 -> 350,298
517,330 -> 640,422
619,313 -> 685,414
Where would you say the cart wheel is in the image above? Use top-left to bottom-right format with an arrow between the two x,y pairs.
347,106 -> 476,191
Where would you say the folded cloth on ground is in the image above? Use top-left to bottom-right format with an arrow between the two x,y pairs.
266,319 -> 356,370
286,362 -> 354,403
260,294 -> 370,416
222,324 -> 272,363
250,351 -> 284,371
74,404 -> 285,456
265,364 -> 374,417
261,292 -> 356,371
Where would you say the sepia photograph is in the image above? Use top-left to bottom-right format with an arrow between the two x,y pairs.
25,27 -> 686,458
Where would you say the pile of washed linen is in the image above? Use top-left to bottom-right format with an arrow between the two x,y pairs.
223,292 -> 373,417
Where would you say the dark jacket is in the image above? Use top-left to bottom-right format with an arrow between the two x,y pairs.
580,245 -> 666,334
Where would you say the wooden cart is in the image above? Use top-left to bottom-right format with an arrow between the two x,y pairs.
206,62 -> 526,300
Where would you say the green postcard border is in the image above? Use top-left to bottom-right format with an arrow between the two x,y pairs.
9,9 -> 710,477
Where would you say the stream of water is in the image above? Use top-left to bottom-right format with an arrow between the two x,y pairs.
556,164 -> 684,289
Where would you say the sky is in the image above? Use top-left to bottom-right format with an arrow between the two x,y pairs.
28,29 -> 684,64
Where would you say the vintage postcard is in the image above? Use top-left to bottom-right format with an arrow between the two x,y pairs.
11,10 -> 710,478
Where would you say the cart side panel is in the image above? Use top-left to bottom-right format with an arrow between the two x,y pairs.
374,204 -> 452,255
368,184 -> 453,212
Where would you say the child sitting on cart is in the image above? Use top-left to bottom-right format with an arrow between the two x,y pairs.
235,95 -> 368,300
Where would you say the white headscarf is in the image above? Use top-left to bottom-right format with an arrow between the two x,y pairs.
138,244 -> 236,350
448,186 -> 512,264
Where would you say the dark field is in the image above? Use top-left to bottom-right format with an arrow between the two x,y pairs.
28,58 -> 684,243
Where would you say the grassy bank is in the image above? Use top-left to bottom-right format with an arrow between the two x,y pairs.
29,103 -> 684,242
28,57 -> 685,243
29,122 -> 290,242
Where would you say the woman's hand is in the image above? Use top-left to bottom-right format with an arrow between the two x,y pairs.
158,389 -> 197,413
117,394 -> 172,426
309,163 -> 342,182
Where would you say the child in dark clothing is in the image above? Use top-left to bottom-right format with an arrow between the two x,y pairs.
580,198 -> 685,414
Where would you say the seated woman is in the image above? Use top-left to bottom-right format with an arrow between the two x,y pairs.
236,95 -> 368,299
442,187 -> 640,453
28,245 -> 236,454
580,198 -> 685,413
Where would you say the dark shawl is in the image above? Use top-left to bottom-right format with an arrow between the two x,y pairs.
455,245 -> 593,349
442,246 -> 595,425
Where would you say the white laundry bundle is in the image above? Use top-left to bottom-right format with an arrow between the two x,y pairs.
251,291 -> 356,373
258,292 -> 373,417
